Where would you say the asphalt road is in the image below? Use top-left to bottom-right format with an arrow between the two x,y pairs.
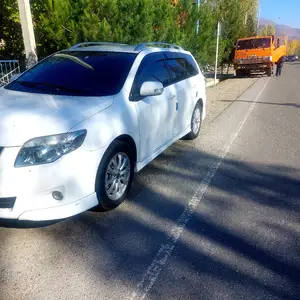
1,63 -> 300,300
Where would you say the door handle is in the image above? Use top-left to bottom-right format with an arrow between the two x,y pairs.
176,102 -> 178,111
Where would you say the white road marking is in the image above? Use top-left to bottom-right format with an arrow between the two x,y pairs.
129,78 -> 271,300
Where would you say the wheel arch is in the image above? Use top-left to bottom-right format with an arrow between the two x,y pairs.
94,135 -> 137,202
114,134 -> 138,164
196,98 -> 204,119
197,98 -> 203,109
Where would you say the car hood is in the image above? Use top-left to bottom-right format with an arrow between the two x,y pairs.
0,88 -> 113,146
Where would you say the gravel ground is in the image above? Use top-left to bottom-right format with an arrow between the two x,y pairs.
204,77 -> 258,124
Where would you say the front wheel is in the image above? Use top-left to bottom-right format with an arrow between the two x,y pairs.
185,103 -> 202,140
236,70 -> 245,77
266,68 -> 272,77
95,141 -> 134,211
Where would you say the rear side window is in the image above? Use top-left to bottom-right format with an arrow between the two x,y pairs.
184,55 -> 199,77
5,51 -> 137,96
165,53 -> 199,85
130,53 -> 170,101
165,58 -> 189,84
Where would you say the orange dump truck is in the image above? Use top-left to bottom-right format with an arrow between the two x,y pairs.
234,36 -> 287,77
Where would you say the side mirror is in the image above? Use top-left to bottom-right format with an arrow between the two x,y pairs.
140,81 -> 164,97
10,73 -> 21,82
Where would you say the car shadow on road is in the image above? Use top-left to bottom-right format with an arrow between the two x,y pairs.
204,73 -> 235,80
0,219 -> 63,228
1,141 -> 300,300
221,99 -> 300,109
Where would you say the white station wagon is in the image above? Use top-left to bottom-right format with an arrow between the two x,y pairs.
0,42 -> 206,221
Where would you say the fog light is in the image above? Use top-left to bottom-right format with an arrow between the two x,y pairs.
52,191 -> 64,201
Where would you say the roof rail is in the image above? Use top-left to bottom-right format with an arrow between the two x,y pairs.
134,42 -> 184,51
70,42 -> 129,49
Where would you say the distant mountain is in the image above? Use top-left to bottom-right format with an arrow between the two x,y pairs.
260,18 -> 300,40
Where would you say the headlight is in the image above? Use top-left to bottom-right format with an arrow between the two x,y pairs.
15,130 -> 87,167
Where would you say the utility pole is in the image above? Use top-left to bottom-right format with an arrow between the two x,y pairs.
196,0 -> 200,34
214,21 -> 220,86
17,0 -> 37,68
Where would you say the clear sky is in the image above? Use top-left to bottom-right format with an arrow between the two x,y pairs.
260,0 -> 300,28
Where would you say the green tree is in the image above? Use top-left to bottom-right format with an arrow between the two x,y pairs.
1,0 -> 258,68
214,0 -> 258,65
0,0 -> 23,60
32,0 -> 82,57
192,0 -> 218,67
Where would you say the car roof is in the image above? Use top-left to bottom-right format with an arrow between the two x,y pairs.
65,42 -> 187,55
66,44 -> 138,53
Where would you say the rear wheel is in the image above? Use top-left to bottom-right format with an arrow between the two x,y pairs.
95,141 -> 134,211
185,103 -> 202,140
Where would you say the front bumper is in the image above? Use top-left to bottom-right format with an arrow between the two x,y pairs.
0,146 -> 105,221
234,62 -> 272,71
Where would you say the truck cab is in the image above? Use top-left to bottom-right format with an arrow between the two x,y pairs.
234,36 -> 287,77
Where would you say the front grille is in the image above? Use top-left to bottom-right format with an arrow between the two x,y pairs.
0,197 -> 16,209
237,58 -> 270,65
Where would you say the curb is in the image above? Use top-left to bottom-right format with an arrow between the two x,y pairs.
205,79 -> 220,88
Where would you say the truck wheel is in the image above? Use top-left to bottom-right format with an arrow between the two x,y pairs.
266,68 -> 272,77
236,70 -> 244,78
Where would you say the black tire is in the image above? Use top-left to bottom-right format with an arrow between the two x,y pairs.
95,141 -> 134,211
266,68 -> 272,77
185,102 -> 202,140
236,70 -> 245,77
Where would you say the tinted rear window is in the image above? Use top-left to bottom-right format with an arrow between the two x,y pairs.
237,38 -> 271,50
165,56 -> 199,85
184,55 -> 199,76
166,58 -> 189,84
5,51 -> 137,96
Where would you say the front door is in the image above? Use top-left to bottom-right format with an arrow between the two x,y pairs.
130,53 -> 176,161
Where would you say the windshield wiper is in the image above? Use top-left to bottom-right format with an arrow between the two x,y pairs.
16,80 -> 46,91
55,53 -> 94,71
16,80 -> 91,94
35,82 -> 92,94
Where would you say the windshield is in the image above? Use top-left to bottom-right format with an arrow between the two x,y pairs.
237,38 -> 271,50
5,51 -> 137,96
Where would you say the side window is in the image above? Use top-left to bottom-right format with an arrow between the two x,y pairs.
139,60 -> 169,87
130,53 -> 170,101
166,58 -> 189,84
184,55 -> 199,77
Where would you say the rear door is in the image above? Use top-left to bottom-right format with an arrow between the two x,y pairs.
130,53 -> 176,161
165,53 -> 199,136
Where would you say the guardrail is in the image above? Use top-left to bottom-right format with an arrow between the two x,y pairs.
0,60 -> 20,87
